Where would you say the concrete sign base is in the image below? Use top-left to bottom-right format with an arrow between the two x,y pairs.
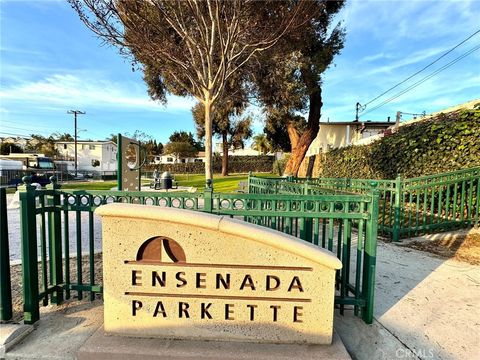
77,326 -> 351,360
96,204 -> 342,345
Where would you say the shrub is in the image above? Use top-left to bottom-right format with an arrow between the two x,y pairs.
318,108 -> 480,179
273,154 -> 290,176
145,155 -> 275,174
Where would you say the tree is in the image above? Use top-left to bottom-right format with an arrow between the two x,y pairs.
0,142 -> 23,155
70,0 -> 317,186
192,91 -> 253,176
25,134 -> 58,157
163,141 -> 198,163
126,130 -> 153,143
54,133 -> 74,141
26,134 -> 46,153
156,141 -> 164,155
264,111 -> 307,152
107,134 -> 118,144
252,1 -> 345,175
252,134 -> 272,155
151,140 -> 164,155
39,137 -> 58,157
169,131 -> 202,151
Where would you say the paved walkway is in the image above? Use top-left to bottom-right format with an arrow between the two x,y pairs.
3,238 -> 479,359
4,194 -> 479,359
336,239 -> 480,360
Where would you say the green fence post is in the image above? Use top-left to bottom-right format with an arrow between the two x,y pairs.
363,182 -> 379,324
392,174 -> 402,242
204,179 -> 213,213
304,177 -> 310,195
303,178 -> 313,242
19,176 -> 40,324
0,187 -> 12,321
47,176 -> 63,305
247,171 -> 252,194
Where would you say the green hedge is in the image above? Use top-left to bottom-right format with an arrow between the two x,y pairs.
144,155 -> 275,174
273,154 -> 290,176
319,108 -> 480,179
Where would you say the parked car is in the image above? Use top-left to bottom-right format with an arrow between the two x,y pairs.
69,172 -> 85,180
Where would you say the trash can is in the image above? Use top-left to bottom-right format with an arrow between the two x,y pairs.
160,171 -> 173,190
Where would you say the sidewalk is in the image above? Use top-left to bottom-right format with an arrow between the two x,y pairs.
336,239 -> 480,360
3,236 -> 479,359
3,301 -> 350,360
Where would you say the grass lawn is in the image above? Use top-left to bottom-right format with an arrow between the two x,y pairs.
60,181 -> 119,191
59,172 -> 276,193
172,173 -> 274,192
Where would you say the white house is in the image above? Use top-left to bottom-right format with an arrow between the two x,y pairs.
214,143 -> 276,157
153,151 -> 205,165
305,121 -> 392,156
55,140 -> 117,172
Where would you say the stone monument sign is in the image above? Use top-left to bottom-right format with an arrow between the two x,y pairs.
96,203 -> 342,344
117,133 -> 142,191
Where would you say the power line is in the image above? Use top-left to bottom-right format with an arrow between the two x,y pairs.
0,131 -> 33,138
1,119 -> 65,131
399,112 -> 425,116
362,28 -> 480,108
1,125 -> 53,136
361,43 -> 480,117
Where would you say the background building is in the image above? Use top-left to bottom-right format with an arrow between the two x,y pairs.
55,140 -> 117,172
153,151 -> 205,164
305,121 -> 392,157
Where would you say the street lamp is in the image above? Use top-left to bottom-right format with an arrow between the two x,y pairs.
67,110 -> 85,178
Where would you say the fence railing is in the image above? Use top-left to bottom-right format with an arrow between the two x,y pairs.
399,167 -> 480,238
0,187 -> 12,321
4,175 -> 379,326
249,166 -> 480,241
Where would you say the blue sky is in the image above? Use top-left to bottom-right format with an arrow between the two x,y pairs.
1,0 -> 479,145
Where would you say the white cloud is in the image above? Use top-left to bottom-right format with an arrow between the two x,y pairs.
365,46 -> 452,75
342,0 -> 479,42
0,73 -> 196,113
360,52 -> 391,63
0,47 -> 44,56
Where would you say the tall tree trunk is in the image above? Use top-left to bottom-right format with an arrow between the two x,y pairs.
204,95 -> 213,187
287,122 -> 300,152
221,131 -> 229,176
284,86 -> 322,176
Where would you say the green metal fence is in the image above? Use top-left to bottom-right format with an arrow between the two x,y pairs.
250,167 -> 479,241
11,175 -> 379,325
4,167 -> 477,328
0,187 -> 12,321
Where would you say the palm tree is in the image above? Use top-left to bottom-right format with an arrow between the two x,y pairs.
252,134 -> 272,155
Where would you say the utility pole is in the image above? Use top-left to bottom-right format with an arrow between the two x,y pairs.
355,102 -> 366,122
67,110 -> 85,178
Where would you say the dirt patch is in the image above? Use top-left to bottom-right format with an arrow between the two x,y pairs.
407,229 -> 480,265
7,253 -> 103,323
